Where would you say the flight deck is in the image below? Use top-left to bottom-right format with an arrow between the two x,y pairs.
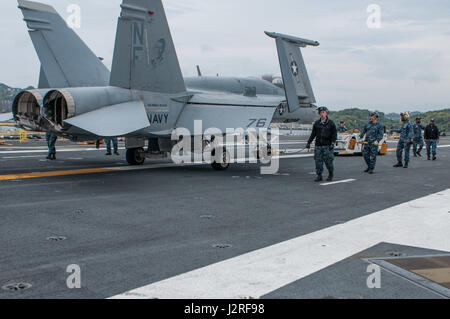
0,136 -> 449,299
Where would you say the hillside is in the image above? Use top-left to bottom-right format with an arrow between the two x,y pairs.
1,82 -> 448,132
329,108 -> 449,133
0,83 -> 34,112
0,83 -> 27,100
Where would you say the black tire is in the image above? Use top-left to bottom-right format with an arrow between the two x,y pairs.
126,148 -> 145,165
211,147 -> 230,171
256,145 -> 272,162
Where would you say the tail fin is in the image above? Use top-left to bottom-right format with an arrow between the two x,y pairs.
110,0 -> 186,94
18,0 -> 110,88
38,65 -> 50,88
265,32 -> 318,113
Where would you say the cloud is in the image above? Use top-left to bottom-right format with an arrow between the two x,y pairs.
165,1 -> 199,17
0,0 -> 449,112
201,44 -> 215,54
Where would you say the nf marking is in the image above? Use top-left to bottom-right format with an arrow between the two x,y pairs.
132,21 -> 145,66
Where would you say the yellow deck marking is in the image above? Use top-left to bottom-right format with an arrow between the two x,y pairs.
0,168 -> 115,181
0,143 -> 420,181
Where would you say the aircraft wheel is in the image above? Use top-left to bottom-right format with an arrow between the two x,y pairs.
211,147 -> 230,171
126,147 -> 146,165
256,145 -> 272,162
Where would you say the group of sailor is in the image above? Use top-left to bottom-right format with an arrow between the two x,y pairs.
306,108 -> 441,182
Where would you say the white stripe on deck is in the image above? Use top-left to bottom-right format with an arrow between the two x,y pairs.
320,179 -> 356,186
111,189 -> 450,299
2,155 -> 46,159
1,144 -> 448,155
276,154 -> 314,160
0,147 -> 126,155
277,141 -> 308,145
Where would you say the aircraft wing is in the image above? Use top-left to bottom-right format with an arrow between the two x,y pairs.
175,93 -> 281,133
64,101 -> 150,137
0,113 -> 13,122
186,92 -> 284,106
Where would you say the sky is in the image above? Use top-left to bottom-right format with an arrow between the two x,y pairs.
0,0 -> 449,112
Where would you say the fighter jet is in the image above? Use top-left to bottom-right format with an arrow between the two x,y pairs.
14,0 -> 317,126
13,0 -> 320,169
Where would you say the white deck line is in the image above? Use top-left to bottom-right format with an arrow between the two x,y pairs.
111,189 -> 450,299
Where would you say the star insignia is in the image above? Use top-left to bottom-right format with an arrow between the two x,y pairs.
290,61 -> 299,76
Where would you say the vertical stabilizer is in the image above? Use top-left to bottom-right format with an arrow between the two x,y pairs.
18,0 -> 110,88
38,65 -> 50,89
110,0 -> 186,94
265,31 -> 318,113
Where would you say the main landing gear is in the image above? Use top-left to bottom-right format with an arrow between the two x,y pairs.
126,147 -> 146,165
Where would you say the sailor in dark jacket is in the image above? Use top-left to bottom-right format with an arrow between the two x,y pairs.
424,119 -> 440,160
306,107 -> 337,182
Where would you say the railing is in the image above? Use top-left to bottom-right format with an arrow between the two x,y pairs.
0,129 -> 46,142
